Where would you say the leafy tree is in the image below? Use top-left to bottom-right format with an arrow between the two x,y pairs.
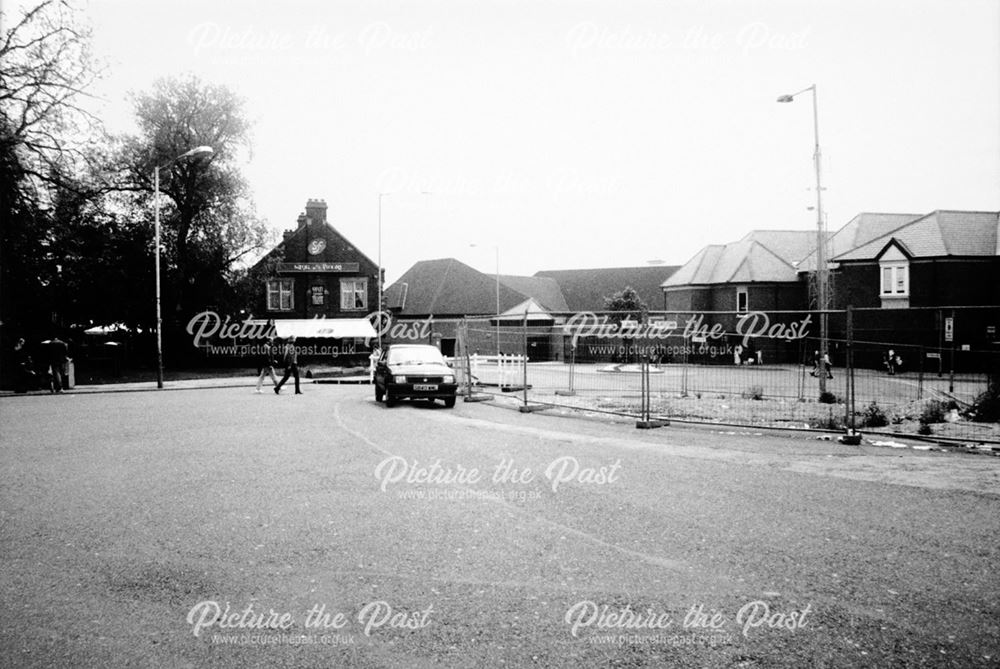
117,74 -> 272,344
604,286 -> 648,323
603,286 -> 649,363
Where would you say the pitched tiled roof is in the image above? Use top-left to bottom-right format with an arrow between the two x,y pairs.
497,275 -> 570,312
797,213 -> 922,272
385,258 -> 538,316
834,210 -> 1000,261
663,230 -> 817,287
533,266 -> 680,312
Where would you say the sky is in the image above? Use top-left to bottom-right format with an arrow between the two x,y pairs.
13,0 -> 1000,283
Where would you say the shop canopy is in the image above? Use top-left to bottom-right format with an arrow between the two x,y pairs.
270,318 -> 377,339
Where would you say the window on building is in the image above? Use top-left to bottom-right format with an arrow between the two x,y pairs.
340,278 -> 368,311
736,287 -> 749,313
310,285 -> 326,305
267,279 -> 294,311
880,264 -> 908,296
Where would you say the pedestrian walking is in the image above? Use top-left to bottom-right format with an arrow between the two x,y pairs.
809,350 -> 820,377
885,349 -> 896,375
274,335 -> 301,395
13,338 -> 35,393
255,337 -> 279,393
47,335 -> 69,393
822,352 -> 833,379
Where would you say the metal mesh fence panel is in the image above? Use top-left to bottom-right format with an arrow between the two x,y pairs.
453,308 -> 999,442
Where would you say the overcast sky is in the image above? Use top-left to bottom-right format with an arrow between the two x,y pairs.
24,0 -> 1000,282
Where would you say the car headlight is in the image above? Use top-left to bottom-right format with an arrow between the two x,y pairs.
391,375 -> 406,384
442,375 -> 455,384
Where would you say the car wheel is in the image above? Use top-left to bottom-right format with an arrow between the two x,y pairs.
375,385 -> 384,402
444,396 -> 456,408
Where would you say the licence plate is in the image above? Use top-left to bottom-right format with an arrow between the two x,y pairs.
413,384 -> 438,391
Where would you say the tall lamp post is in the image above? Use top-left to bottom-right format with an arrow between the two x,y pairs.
778,84 -> 828,393
378,192 -> 388,351
154,145 -> 213,389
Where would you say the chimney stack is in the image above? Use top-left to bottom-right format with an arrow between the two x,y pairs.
304,198 -> 328,225
296,213 -> 308,229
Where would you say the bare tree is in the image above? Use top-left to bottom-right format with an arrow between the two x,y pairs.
0,0 -> 105,344
0,0 -> 104,206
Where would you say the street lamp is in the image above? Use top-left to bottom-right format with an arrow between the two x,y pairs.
778,84 -> 828,393
154,145 -> 213,389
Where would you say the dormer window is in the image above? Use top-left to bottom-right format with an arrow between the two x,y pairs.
880,264 -> 908,296
877,242 -> 909,308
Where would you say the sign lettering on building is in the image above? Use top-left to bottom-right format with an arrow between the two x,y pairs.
278,262 -> 360,273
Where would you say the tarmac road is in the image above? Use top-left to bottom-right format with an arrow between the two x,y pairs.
1,384 -> 998,667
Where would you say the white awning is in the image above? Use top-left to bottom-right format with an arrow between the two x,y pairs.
271,318 -> 377,339
493,298 -> 555,322
84,323 -> 134,335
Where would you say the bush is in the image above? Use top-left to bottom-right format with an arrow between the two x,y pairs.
741,386 -> 764,401
969,385 -> 1000,423
818,391 -> 838,404
860,402 -> 889,428
917,422 -> 933,436
920,399 -> 949,425
813,411 -> 844,430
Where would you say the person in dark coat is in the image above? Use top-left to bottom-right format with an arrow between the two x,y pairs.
274,336 -> 301,395
48,335 -> 69,393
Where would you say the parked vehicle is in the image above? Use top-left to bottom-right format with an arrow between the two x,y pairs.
374,344 -> 457,408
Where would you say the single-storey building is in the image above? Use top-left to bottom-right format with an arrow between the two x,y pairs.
383,260 -> 681,360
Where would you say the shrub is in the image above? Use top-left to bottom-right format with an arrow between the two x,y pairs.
860,402 -> 889,428
917,422 -> 933,436
920,399 -> 949,425
969,385 -> 1000,423
741,386 -> 764,401
813,411 -> 844,430
818,391 -> 838,404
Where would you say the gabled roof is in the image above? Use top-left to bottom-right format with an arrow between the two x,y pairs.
252,220 -> 379,271
384,258 -> 535,316
496,298 -> 557,321
834,210 -> 1000,262
797,212 -> 923,272
663,230 -> 817,287
497,275 -> 569,312
533,266 -> 679,312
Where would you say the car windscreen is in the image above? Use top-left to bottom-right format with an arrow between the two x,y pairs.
387,348 -> 445,366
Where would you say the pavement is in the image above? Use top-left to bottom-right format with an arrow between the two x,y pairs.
1,383 -> 998,667
0,374 -> 372,396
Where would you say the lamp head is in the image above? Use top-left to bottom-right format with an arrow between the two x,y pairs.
181,145 -> 214,159
776,94 -> 795,103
